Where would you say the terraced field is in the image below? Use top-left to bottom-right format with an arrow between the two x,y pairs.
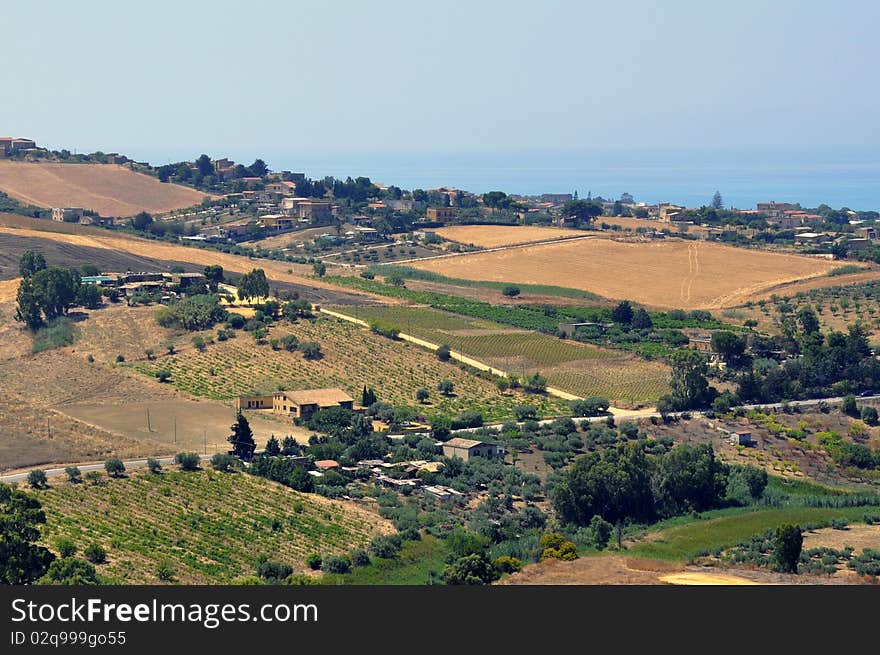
338,305 -> 669,405
36,470 -> 392,584
132,315 -> 571,421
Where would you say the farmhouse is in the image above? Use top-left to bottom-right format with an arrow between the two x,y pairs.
236,388 -> 356,421
281,197 -> 334,224
441,438 -> 502,462
426,207 -> 456,223
52,207 -> 85,222
314,460 -> 340,472
658,203 -> 685,222
730,430 -> 753,446
688,335 -> 713,353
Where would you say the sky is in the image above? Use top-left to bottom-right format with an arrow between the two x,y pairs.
1,0 -> 878,166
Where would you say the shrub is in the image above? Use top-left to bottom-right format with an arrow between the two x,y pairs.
227,313 -> 246,329
174,452 -> 201,471
514,405 -> 538,421
451,411 -> 483,430
256,560 -> 293,583
155,369 -> 171,383
155,294 -> 227,331
282,334 -> 299,351
210,453 -> 237,472
306,553 -> 322,570
437,379 -> 454,395
861,406 -> 879,426
590,515 -> 613,550
55,537 -> 77,558
416,388 -> 430,403
156,563 -> 175,582
300,341 -> 322,360
64,466 -> 81,483
369,534 -> 402,559
502,285 -> 521,297
351,549 -> 371,567
571,397 -> 609,417
538,533 -> 579,561
192,335 -> 206,352
146,458 -> 162,474
84,471 -> 103,486
322,555 -> 352,574
104,458 -> 125,478
84,543 -> 107,564
493,555 -> 523,574
115,354 -> 125,363
31,318 -> 75,353
436,344 -> 451,362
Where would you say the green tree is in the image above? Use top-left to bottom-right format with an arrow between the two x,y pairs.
54,537 -> 77,558
174,452 -> 201,471
631,307 -> 653,330
711,331 -> 746,364
0,484 -> 55,584
797,306 -> 820,336
84,543 -> 106,564
861,405 -> 879,426
299,341 -> 322,360
19,250 -> 46,278
441,553 -> 499,585
842,394 -> 859,418
561,199 -> 602,227
611,300 -> 634,325
249,159 -> 268,176
27,470 -> 48,489
571,397 -> 609,417
64,466 -> 81,484
654,444 -> 729,515
15,277 -> 43,330
146,458 -> 162,474
39,558 -> 100,585
195,154 -> 214,176
131,211 -> 154,231
436,344 -> 452,361
210,453 -> 237,472
523,372 -> 547,394
265,435 -> 281,456
669,349 -> 713,410
502,285 -> 521,297
228,411 -> 256,459
104,458 -> 125,478
312,262 -> 327,277
76,284 -> 103,309
438,379 -> 454,396
774,524 -> 803,573
590,515 -> 613,550
204,264 -> 224,292
711,190 -> 723,210
237,269 -> 270,302
416,388 -> 430,403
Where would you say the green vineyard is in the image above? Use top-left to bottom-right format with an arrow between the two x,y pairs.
36,470 -> 391,584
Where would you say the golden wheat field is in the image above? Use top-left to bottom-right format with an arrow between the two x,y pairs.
0,162 -> 209,216
430,224 -> 593,248
411,238 -> 843,309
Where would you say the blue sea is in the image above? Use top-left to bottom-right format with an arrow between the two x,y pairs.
135,145 -> 880,211
272,146 -> 880,211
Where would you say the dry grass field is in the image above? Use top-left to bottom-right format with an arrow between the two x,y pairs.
0,162 -> 209,216
429,224 -> 593,248
131,313 -> 571,421
36,470 -> 392,584
597,216 -> 702,234
410,238 -> 841,309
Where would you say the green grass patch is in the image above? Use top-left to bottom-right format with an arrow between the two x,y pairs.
828,265 -> 864,277
629,506 -> 878,561
322,535 -> 448,585
32,317 -> 75,353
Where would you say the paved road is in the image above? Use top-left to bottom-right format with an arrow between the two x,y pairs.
0,454 -> 213,484
4,394 -> 877,482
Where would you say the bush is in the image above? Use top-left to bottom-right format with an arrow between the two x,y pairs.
322,555 -> 352,574
192,335 -> 206,352
84,543 -> 107,564
146,458 -> 162,474
514,405 -> 538,421
369,534 -> 403,559
538,533 -> 579,561
436,344 -> 451,362
115,354 -> 125,363
155,294 -> 227,331
451,411 -> 483,430
104,458 -> 125,478
64,466 -> 81,483
55,537 -> 77,558
227,313 -> 246,329
351,549 -> 371,567
174,452 -> 201,471
571,397 -> 609,417
31,318 -> 75,354
156,563 -> 175,582
493,555 -> 523,574
210,453 -> 237,472
84,471 -> 103,486
155,369 -> 171,383
501,285 -> 521,297
299,341 -> 322,360
306,553 -> 322,570
256,560 -> 293,583
861,406 -> 879,426
27,469 -> 47,489
590,515 -> 613,550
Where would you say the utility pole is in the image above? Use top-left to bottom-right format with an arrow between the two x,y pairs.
146,409 -> 151,432
47,417 -> 51,439
173,416 -> 177,444
204,428 -> 207,455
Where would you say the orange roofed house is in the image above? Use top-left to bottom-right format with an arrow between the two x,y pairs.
235,388 -> 356,421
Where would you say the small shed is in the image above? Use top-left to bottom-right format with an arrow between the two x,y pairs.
731,430 -> 753,446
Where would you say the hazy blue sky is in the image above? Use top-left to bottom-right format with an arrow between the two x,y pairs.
2,0 -> 878,164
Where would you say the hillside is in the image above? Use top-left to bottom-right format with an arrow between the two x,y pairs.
35,470 -> 393,584
0,161 -> 209,216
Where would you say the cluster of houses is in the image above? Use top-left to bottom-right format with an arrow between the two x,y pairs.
81,270 -> 207,298
0,137 -> 37,156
